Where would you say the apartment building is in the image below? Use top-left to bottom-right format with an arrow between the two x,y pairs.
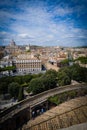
13,54 -> 42,73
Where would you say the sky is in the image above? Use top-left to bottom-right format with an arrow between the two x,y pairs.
0,0 -> 87,47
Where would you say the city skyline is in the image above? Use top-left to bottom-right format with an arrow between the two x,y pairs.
0,0 -> 87,47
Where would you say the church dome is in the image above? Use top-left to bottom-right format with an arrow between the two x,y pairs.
10,40 -> 16,46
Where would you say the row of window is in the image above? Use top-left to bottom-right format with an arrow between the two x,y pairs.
15,60 -> 41,63
18,68 -> 41,72
15,63 -> 41,65
16,64 -> 41,68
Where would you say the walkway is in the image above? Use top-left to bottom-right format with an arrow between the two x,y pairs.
0,83 -> 87,124
23,96 -> 87,130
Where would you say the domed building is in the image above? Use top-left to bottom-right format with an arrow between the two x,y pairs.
9,39 -> 16,46
5,40 -> 21,55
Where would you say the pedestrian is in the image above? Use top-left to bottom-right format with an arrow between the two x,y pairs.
41,108 -> 44,114
32,111 -> 35,119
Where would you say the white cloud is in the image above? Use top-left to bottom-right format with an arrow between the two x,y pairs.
18,34 -> 29,38
0,0 -> 87,46
53,7 -> 73,16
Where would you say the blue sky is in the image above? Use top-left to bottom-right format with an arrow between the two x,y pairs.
0,0 -> 87,46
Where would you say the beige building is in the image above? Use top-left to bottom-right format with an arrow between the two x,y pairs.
13,54 -> 42,73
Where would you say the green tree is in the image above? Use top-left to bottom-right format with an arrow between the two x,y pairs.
45,69 -> 57,77
18,86 -> 24,101
48,95 -> 59,105
22,74 -> 33,83
32,73 -> 43,79
60,59 -> 69,67
42,74 -> 57,90
14,76 -> 23,84
42,69 -> 57,89
58,67 -> 71,78
28,78 -> 45,94
8,82 -> 20,98
76,56 -> 87,64
57,66 -> 71,86
28,70 -> 57,95
0,66 -> 16,75
0,76 -> 13,89
70,64 -> 82,81
57,71 -> 71,86
0,82 -> 8,95
80,67 -> 87,82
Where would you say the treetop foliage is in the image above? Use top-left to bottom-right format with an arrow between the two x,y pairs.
0,65 -> 87,97
8,82 -> 20,98
0,66 -> 16,72
76,56 -> 87,64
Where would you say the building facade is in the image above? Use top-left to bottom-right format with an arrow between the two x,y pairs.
13,54 -> 42,74
13,59 -> 41,73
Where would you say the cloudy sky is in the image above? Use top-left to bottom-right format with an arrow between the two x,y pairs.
0,0 -> 87,46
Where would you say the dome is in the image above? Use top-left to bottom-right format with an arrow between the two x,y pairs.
10,40 -> 16,46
